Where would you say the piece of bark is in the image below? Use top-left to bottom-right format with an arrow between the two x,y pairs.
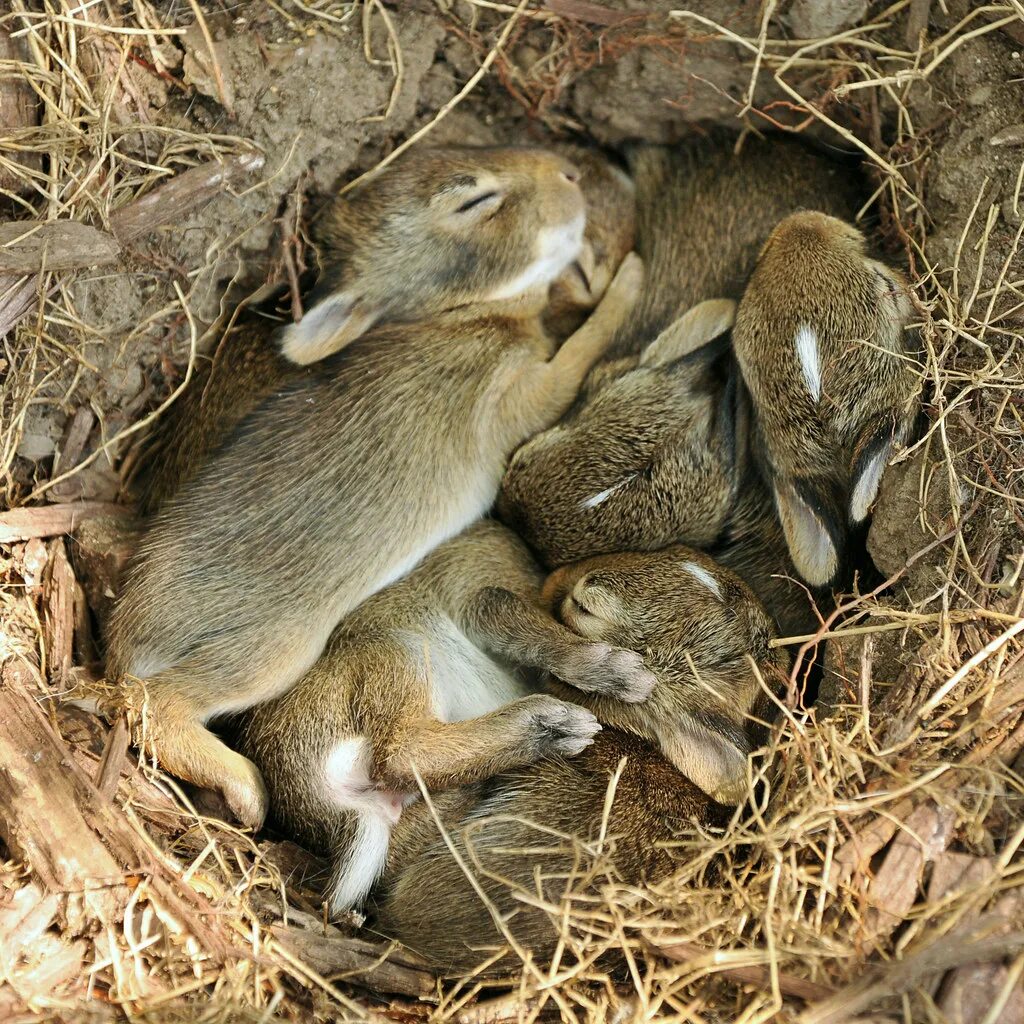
20,535 -> 48,589
108,151 -> 265,246
271,925 -> 437,998
864,802 -> 957,941
43,539 -> 76,685
0,501 -> 130,543
926,852 -> 1024,1023
49,407 -> 96,503
0,28 -> 42,194
94,717 -> 130,800
0,152 -> 264,341
0,221 -> 121,274
544,0 -> 639,25
798,914 -> 1024,1024
72,579 -> 95,664
0,663 -> 129,931
939,954 -> 1024,1024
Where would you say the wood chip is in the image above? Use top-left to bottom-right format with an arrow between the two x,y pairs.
0,220 -> 121,274
864,802 -> 957,941
271,924 -> 437,998
108,151 -> 265,245
0,152 -> 264,340
49,406 -> 96,503
43,539 -> 76,685
0,501 -> 130,543
0,661 -> 233,955
0,28 -> 41,194
544,0 -> 639,25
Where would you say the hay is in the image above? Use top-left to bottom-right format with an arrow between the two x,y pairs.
1,1 -> 1023,1021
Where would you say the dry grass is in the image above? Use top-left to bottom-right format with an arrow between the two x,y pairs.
1,1 -> 1023,1021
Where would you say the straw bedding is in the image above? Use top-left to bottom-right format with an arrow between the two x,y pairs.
1,1 -> 1022,1021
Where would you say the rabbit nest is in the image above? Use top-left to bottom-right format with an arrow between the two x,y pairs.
1,1 -> 1023,1022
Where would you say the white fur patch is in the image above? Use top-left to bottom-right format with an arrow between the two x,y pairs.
421,616 -> 535,724
681,561 -> 723,600
578,474 -> 635,511
323,737 -> 404,911
794,324 -> 821,403
488,214 -> 584,301
850,446 -> 890,522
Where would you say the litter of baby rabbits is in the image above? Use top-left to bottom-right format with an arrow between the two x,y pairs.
1,1 -> 1023,1022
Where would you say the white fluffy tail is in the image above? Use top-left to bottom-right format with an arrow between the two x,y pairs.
328,812 -> 393,914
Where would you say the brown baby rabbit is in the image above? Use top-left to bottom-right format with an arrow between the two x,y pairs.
373,546 -> 788,975
498,130 -> 864,569
130,143 -> 637,518
499,297 -> 741,565
105,145 -> 643,829
731,211 -> 921,588
234,518 -> 656,912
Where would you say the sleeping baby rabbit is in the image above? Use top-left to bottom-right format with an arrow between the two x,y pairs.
373,546 -> 788,975
130,143 -> 637,517
105,145 -> 642,828
234,518 -> 657,913
731,211 -> 921,588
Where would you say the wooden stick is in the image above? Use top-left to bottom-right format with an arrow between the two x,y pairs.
0,221 -> 120,274
0,501 -> 130,543
270,924 -> 437,998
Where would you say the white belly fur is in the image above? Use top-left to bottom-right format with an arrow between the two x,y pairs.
424,613 -> 537,723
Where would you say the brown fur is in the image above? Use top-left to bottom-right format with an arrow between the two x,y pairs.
234,518 -> 656,912
497,131 -> 865,574
372,546 -> 787,975
732,211 -> 921,587
130,308 -> 303,516
104,145 -> 643,828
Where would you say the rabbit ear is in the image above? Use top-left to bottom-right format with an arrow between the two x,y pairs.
849,416 -> 906,523
279,288 -> 381,366
774,477 -> 844,587
656,714 -> 749,805
640,298 -> 737,368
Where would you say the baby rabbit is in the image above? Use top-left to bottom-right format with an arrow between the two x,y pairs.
543,142 -> 636,340
130,143 -> 636,517
234,518 -> 656,912
373,546 -> 788,975
105,145 -> 642,828
498,131 -> 865,568
499,298 -> 740,565
731,211 -> 921,588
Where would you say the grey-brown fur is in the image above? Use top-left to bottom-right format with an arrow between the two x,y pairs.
105,145 -> 643,828
372,546 -> 788,975
234,518 -> 657,912
130,308 -> 304,516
